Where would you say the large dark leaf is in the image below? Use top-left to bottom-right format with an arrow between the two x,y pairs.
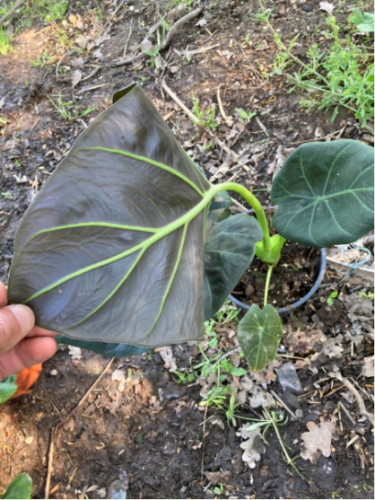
270,140 -> 374,247
8,85 -> 215,347
204,213 -> 262,320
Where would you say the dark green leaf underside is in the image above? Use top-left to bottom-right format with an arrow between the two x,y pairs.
8,85 -> 213,348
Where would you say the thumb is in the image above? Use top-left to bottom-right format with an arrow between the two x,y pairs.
0,305 -> 35,355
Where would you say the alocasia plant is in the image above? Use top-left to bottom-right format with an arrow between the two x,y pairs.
7,84 -> 374,371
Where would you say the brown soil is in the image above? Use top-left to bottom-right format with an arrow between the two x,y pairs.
0,0 -> 373,499
231,241 -> 322,310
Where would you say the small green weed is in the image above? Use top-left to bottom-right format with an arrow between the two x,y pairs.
326,290 -> 338,306
358,290 -> 374,299
245,409 -> 305,479
48,92 -> 96,121
173,301 -> 244,425
256,3 -> 374,127
0,26 -> 12,55
348,9 -> 374,32
34,0 -> 68,23
192,97 -> 219,129
29,50 -> 55,67
235,107 -> 257,123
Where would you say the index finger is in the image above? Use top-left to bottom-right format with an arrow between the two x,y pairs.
0,282 -> 7,307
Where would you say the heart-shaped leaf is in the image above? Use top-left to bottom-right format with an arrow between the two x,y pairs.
8,85 -> 217,348
204,213 -> 262,320
0,375 -> 18,404
2,473 -> 32,499
270,140 -> 374,247
238,304 -> 283,372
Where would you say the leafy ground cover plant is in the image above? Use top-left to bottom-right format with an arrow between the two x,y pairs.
255,3 -> 374,127
7,85 -> 374,372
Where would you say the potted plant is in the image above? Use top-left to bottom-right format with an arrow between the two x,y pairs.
7,85 -> 374,371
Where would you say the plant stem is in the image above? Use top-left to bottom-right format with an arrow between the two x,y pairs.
264,409 -> 306,480
217,181 -> 272,255
258,0 -> 331,89
264,264 -> 274,306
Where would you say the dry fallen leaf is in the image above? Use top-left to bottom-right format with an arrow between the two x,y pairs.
68,346 -> 82,360
361,356 -> 374,378
155,346 -> 177,372
319,1 -> 335,15
300,418 -> 336,463
320,334 -> 344,358
204,470 -> 231,485
72,69 -> 82,88
237,425 -> 266,468
111,369 -> 126,392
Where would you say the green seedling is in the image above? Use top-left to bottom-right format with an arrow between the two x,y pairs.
326,290 -> 339,306
235,108 -> 257,124
0,26 -> 12,55
212,484 -> 225,495
192,97 -> 219,129
358,291 -> 374,299
48,92 -> 96,121
348,9 -> 374,32
244,408 -> 305,479
7,85 -> 374,374
29,50 -> 55,67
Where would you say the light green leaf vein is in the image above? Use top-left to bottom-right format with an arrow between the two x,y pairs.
81,146 -> 206,197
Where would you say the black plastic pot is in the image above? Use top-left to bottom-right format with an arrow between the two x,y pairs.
228,248 -> 326,316
227,206 -> 327,316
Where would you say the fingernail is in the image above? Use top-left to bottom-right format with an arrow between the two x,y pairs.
9,305 -> 35,335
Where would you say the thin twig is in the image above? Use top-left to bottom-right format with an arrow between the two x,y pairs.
333,374 -> 374,425
44,358 -> 115,498
96,1 -> 125,39
200,404 -> 209,481
217,84 -> 232,127
0,0 -> 24,26
270,390 -> 298,421
161,80 -> 254,174
81,65 -> 101,83
174,43 -> 220,57
114,7 -> 202,67
161,7 -> 202,51
123,18 -> 135,57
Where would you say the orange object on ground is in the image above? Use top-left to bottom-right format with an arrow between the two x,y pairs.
10,363 -> 43,399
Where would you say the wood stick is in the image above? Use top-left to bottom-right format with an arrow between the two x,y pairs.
114,7 -> 202,67
44,358 -> 115,498
161,80 -> 254,174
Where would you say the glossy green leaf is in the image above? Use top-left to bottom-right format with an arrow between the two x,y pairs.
0,375 -> 18,404
238,304 -> 283,372
8,85 -> 219,348
2,473 -> 32,499
204,213 -> 262,320
270,140 -> 374,247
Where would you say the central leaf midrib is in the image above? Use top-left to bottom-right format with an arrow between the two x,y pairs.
23,184 -> 223,304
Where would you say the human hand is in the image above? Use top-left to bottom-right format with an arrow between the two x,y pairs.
0,282 -> 57,381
